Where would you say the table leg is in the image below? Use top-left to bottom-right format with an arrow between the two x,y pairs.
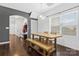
45,38 -> 49,44
39,36 -> 41,41
31,35 -> 35,48
32,34 -> 34,39
54,38 -> 57,55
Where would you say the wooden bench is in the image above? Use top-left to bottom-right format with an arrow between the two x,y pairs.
27,39 -> 55,56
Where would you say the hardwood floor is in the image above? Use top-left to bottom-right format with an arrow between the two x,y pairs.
9,34 -> 29,56
0,34 -> 79,56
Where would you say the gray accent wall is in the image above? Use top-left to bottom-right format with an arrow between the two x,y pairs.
0,14 -> 9,42
0,6 -> 31,42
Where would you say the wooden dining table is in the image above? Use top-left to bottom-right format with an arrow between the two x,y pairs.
31,32 -> 62,54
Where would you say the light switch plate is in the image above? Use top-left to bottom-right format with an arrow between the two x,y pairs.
5,27 -> 9,29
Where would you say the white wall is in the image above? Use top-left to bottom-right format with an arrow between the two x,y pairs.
57,35 -> 78,50
31,20 -> 38,33
38,17 -> 49,33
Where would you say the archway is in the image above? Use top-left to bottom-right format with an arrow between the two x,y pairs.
9,15 -> 28,37
9,15 -> 28,55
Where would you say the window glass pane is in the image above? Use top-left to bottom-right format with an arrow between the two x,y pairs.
61,12 -> 76,36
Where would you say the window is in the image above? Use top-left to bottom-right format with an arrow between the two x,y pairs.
61,11 -> 77,36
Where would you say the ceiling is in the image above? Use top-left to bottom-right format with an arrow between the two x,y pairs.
0,3 -> 79,18
0,3 -> 60,14
42,3 -> 79,17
